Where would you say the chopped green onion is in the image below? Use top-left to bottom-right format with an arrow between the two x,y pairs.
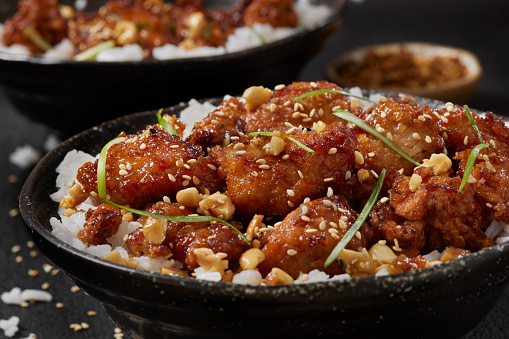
464,105 -> 484,143
293,89 -> 377,104
324,169 -> 386,268
333,109 -> 420,166
97,137 -> 126,199
24,26 -> 52,52
456,143 -> 489,196
248,131 -> 315,153
102,199 -> 250,245
74,40 -> 115,61
249,27 -> 266,45
157,108 -> 179,136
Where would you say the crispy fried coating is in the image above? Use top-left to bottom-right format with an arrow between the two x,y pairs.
241,0 -> 297,27
455,148 -> 509,222
209,123 -> 357,218
258,195 -> 371,278
187,81 -> 355,150
439,106 -> 509,156
78,203 -> 123,246
2,0 -> 68,54
127,201 -> 249,270
389,167 -> 493,251
76,125 -> 223,209
356,97 -> 445,175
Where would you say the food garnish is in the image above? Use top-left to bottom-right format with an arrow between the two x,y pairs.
248,131 -> 315,153
325,168 -> 386,268
157,109 -> 179,136
333,109 -> 420,166
23,26 -> 52,52
456,105 -> 489,196
102,199 -> 251,245
293,89 -> 377,104
97,137 -> 126,199
74,40 -> 115,61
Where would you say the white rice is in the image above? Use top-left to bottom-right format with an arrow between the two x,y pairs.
8,144 -> 41,169
1,287 -> 53,305
0,316 -> 19,338
0,0 -> 332,61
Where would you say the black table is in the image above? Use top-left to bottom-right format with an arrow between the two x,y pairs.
2,0 -> 509,338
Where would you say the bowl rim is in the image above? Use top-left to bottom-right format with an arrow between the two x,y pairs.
18,92 -> 509,296
326,41 -> 483,95
0,0 -> 347,65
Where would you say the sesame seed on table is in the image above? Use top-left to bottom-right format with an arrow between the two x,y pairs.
1,0 -> 509,337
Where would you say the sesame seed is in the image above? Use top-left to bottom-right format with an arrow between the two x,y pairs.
338,220 -> 347,229
119,169 -> 128,176
170,145 -> 179,149
287,249 -> 298,256
259,164 -> 270,170
355,231 -> 362,239
140,143 -> 147,150
323,177 -> 333,182
233,143 -> 244,150
327,187 -> 333,197
42,264 -> 53,273
275,84 -> 285,90
287,200 -> 295,208
282,155 -> 290,160
182,175 -> 192,180
302,206 -> 309,214
163,196 -> 171,203
56,302 -> 64,308
464,136 -> 469,145
41,282 -> 50,290
386,132 -> 393,141
284,100 -> 291,106
486,202 -> 494,208
256,159 -> 266,164
28,269 -> 39,277
193,176 -> 200,185
412,133 -> 421,140
310,82 -> 317,88
30,250 -> 39,258
380,197 -> 389,203
292,112 -> 300,119
301,215 -> 311,222
207,164 -> 217,170
418,115 -> 426,122
71,285 -> 80,293
425,136 -> 432,143
319,220 -> 326,230
182,180 -> 190,186
298,170 -> 304,178
168,174 -> 176,182
368,152 -> 375,157
323,199 -> 332,207
11,245 -> 22,253
305,229 -> 318,233
328,147 -> 338,155
331,234 -> 340,240
328,228 -> 339,235
329,221 -> 338,228
9,208 -> 19,217
303,197 -> 311,203
345,171 -> 352,180
7,174 -> 18,183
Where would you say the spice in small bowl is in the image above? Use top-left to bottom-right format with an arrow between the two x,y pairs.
326,42 -> 482,103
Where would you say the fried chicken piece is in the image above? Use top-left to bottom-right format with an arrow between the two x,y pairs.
78,203 -> 123,246
439,104 -> 509,157
455,147 -> 509,222
241,0 -> 297,27
369,200 -> 427,257
187,81 -> 357,150
389,167 -> 493,251
186,97 -> 247,150
258,195 -> 371,279
209,122 -> 357,218
2,0 -> 68,54
75,125 -> 223,209
127,200 -> 249,270
356,97 -> 445,176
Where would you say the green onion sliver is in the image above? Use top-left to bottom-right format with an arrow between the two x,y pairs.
102,199 -> 250,245
97,137 -> 126,199
249,27 -> 266,45
464,105 -> 484,143
333,109 -> 420,166
248,131 -> 315,153
74,40 -> 115,61
24,26 -> 52,52
324,168 -> 386,268
456,143 -> 489,196
157,108 -> 179,136
293,89 -> 377,104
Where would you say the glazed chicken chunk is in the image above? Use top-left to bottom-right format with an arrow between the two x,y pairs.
209,122 -> 357,218
72,124 -> 223,210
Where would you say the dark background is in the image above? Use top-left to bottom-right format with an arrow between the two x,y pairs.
1,0 -> 509,338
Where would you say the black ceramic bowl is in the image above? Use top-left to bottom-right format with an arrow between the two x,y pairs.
0,0 -> 346,135
19,93 -> 509,339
